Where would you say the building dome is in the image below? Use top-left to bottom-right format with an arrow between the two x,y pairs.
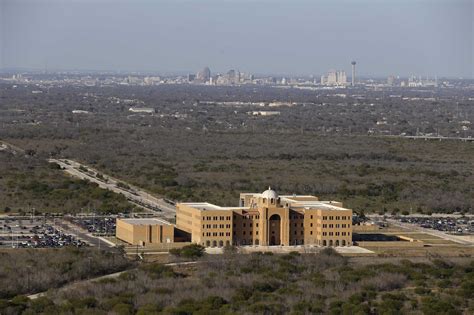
261,186 -> 278,200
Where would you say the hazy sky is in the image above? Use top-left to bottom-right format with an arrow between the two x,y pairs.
1,0 -> 473,77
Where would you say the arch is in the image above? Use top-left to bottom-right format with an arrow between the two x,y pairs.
270,198 -> 274,204
225,240 -> 230,246
342,240 -> 346,246
269,214 -> 281,245
212,240 -> 217,247
323,240 -> 327,247
219,240 -> 224,247
329,240 -> 333,247
206,240 -> 210,247
255,239 -> 259,246
335,240 -> 340,247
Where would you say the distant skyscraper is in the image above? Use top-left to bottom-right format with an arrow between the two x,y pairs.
351,61 -> 356,86
196,67 -> 211,82
387,75 -> 395,86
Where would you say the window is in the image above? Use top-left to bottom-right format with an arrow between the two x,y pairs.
301,223 -> 303,227
256,231 -> 259,235
256,223 -> 259,227
310,223 -> 313,227
243,231 -> 246,235
310,215 -> 313,219
243,223 -> 246,227
250,223 -> 252,227
336,216 -> 340,220
202,224 -> 205,228
323,216 -> 327,220
202,232 -> 205,236
294,231 -> 297,235
310,231 -> 313,235
301,231 -> 304,235
213,232 -> 217,236
233,223 -> 236,228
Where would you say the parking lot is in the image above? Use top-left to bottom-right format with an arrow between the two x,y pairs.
67,217 -> 116,236
397,216 -> 474,234
0,218 -> 87,248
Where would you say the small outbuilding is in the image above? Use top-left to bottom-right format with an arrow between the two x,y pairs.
116,218 -> 174,246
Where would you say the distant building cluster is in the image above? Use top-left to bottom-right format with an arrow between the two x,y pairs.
189,67 -> 255,85
321,70 -> 347,86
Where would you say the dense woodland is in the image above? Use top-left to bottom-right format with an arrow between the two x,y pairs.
1,248 -> 473,314
0,82 -> 473,214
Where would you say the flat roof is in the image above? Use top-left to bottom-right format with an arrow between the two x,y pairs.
180,202 -> 249,211
119,218 -> 171,225
290,202 -> 349,211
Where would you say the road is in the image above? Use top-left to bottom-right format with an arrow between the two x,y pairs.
386,218 -> 474,246
49,159 -> 176,219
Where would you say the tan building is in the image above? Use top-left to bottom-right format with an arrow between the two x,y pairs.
176,188 -> 353,247
116,218 -> 174,246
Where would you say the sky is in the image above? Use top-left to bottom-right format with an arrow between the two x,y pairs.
0,0 -> 473,77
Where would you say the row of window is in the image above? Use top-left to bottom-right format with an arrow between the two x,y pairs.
202,239 -> 350,247
322,216 -> 350,221
203,216 -> 231,221
203,232 -> 232,237
322,231 -> 351,236
203,223 -> 351,230
322,223 -> 351,228
203,224 -> 232,229
239,230 -> 259,236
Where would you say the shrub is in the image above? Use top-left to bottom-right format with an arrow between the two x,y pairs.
170,244 -> 205,259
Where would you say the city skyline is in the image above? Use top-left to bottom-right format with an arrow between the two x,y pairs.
1,0 -> 472,78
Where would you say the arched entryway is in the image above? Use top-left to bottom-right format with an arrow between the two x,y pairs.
269,214 -> 281,245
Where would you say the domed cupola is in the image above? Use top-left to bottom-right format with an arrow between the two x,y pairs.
261,186 -> 278,205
